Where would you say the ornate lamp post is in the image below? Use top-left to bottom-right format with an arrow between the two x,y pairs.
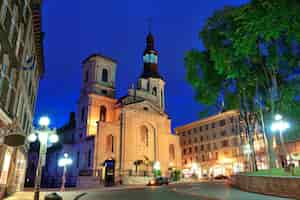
27,116 -> 58,200
271,114 -> 290,167
58,153 -> 73,192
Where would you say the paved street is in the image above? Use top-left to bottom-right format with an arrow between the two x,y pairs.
78,183 -> 292,200
4,182 -> 293,200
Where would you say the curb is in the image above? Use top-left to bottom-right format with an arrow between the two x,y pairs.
73,192 -> 87,200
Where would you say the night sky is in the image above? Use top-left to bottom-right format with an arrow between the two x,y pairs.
36,0 -> 249,129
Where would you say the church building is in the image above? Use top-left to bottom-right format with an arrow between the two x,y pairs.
76,32 -> 181,181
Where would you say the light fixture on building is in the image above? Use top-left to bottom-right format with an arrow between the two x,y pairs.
153,161 -> 160,171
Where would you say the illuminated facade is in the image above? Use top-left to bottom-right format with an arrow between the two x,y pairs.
0,0 -> 44,197
76,32 -> 181,182
175,110 -> 267,178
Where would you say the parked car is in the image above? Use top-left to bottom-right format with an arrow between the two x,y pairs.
147,177 -> 169,186
214,175 -> 228,180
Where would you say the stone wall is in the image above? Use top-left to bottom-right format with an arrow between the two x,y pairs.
231,174 -> 300,199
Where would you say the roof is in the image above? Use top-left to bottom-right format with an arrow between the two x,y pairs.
175,110 -> 239,133
32,2 -> 45,76
82,53 -> 118,64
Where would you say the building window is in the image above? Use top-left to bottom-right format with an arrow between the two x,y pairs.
0,150 -> 11,184
183,149 -> 186,155
102,69 -> 108,82
193,128 -> 197,133
222,140 -> 229,147
199,126 -> 202,132
200,145 -> 204,151
215,152 -> 218,160
200,136 -> 203,142
213,143 -> 217,149
189,147 -> 192,153
8,5 -> 18,45
194,146 -> 198,152
207,143 -> 211,151
100,106 -> 107,122
194,138 -> 197,143
211,123 -> 215,128
221,130 -> 227,137
140,126 -> 149,146
205,124 -> 208,130
0,0 -> 8,27
84,70 -> 89,82
152,87 -> 157,96
219,120 -> 226,126
23,0 -> 30,19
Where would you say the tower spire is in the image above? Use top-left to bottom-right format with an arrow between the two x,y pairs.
140,21 -> 163,80
147,17 -> 152,33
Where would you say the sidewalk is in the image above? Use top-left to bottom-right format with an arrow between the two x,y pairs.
4,185 -> 148,200
172,182 -> 292,200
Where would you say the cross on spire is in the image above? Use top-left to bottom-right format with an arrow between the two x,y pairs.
147,17 -> 152,33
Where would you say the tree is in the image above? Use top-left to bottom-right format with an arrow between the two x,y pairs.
133,160 -> 143,176
185,0 -> 300,170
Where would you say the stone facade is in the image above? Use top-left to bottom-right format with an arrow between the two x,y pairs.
0,0 -> 44,197
76,33 -> 181,182
231,174 -> 300,199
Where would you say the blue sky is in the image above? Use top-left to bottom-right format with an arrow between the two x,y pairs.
36,0 -> 249,129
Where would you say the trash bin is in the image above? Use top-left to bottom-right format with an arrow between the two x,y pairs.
44,192 -> 63,200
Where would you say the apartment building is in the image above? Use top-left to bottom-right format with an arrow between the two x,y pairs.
175,110 -> 267,178
0,0 -> 44,197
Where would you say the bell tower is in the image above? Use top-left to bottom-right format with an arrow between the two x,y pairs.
135,32 -> 166,111
77,54 -> 117,137
81,54 -> 117,98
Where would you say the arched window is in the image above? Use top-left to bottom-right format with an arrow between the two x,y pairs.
169,144 -> 175,161
106,134 -> 114,153
100,106 -> 107,122
140,126 -> 149,146
152,87 -> 157,96
102,69 -> 108,82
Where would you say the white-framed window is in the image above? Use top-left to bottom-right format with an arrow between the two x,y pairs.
23,0 -> 30,20
0,0 -> 9,28
16,23 -> 24,57
8,5 -> 18,45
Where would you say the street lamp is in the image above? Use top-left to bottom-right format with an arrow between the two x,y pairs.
271,114 -> 290,167
27,116 -> 58,200
58,153 -> 73,192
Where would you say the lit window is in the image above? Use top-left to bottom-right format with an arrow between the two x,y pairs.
0,150 -> 11,184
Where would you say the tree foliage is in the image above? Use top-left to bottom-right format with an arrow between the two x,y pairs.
185,0 -> 300,169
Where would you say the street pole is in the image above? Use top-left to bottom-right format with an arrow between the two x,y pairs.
34,138 -> 47,200
61,166 -> 66,192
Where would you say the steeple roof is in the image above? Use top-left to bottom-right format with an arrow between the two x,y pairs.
140,32 -> 163,80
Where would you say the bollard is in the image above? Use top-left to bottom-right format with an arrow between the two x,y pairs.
44,192 -> 63,200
